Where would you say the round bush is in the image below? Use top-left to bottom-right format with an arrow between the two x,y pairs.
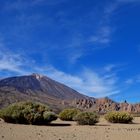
0,101 -> 57,125
74,112 -> 99,125
59,108 -> 81,121
105,111 -> 133,123
43,111 -> 58,122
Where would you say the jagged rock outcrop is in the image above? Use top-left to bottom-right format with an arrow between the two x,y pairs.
75,98 -> 96,109
74,97 -> 140,114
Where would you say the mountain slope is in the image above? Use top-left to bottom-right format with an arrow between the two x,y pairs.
0,73 -> 87,111
0,73 -> 86,99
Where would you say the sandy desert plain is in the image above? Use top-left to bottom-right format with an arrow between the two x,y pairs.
0,117 -> 140,140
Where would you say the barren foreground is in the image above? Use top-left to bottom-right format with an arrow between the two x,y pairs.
0,117 -> 140,140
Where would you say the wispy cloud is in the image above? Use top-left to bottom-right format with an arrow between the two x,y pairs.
35,66 -> 120,97
69,52 -> 83,64
0,40 -> 28,74
0,54 -> 25,74
89,0 -> 140,45
125,75 -> 140,85
125,79 -> 134,84
104,64 -> 117,72
65,36 -> 86,64
103,63 -> 127,73
88,3 -> 117,45
89,26 -> 112,44
104,2 -> 119,16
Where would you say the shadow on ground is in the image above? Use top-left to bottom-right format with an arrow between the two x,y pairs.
96,124 -> 111,126
46,123 -> 71,127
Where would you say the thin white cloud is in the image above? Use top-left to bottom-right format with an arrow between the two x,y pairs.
0,52 -> 26,74
66,37 -> 85,64
125,79 -> 134,84
89,3 -> 117,45
103,64 -> 126,73
89,26 -> 112,44
90,0 -> 140,45
104,3 -> 119,15
125,75 -> 140,85
36,66 -> 120,97
69,52 -> 83,64
0,40 -> 28,74
104,64 -> 116,72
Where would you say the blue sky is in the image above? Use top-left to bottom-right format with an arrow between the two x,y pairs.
0,0 -> 140,102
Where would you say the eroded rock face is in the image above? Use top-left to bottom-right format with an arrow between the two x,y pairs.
74,97 -> 140,113
76,98 -> 96,109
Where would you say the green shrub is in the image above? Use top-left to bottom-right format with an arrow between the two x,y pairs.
0,101 -> 57,125
43,111 -> 57,123
105,111 -> 133,123
74,112 -> 99,125
59,108 -> 81,121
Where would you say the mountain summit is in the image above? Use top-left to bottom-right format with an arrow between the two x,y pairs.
31,73 -> 43,80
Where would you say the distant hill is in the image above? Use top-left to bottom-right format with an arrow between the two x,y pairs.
0,73 -> 140,113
